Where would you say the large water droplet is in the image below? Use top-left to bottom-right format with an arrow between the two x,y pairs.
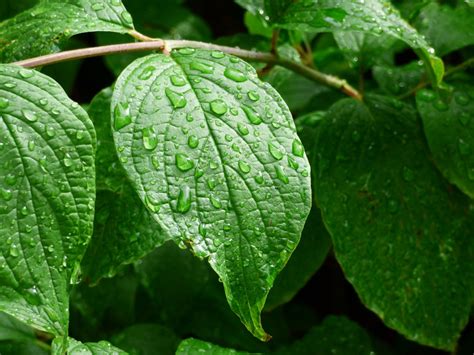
238,160 -> 251,174
237,123 -> 249,136
288,156 -> 299,170
138,66 -> 155,80
145,194 -> 160,213
177,186 -> 191,213
0,97 -> 9,109
243,107 -> 262,125
224,68 -> 247,82
22,110 -> 37,122
275,166 -> 289,184
19,68 -> 34,79
268,143 -> 284,160
176,153 -> 195,171
247,90 -> 260,102
210,195 -> 222,209
114,102 -> 132,130
170,75 -> 186,87
211,51 -> 225,59
187,135 -> 199,149
9,244 -> 18,257
142,127 -> 158,150
210,99 -> 228,116
165,88 -> 187,109
292,139 -> 304,157
190,62 -> 214,74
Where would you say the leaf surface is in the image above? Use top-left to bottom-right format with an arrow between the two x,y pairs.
416,87 -> 474,199
313,95 -> 474,350
176,338 -> 250,355
53,337 -> 127,355
0,64 -> 95,335
112,49 -> 311,340
0,0 -> 134,62
0,312 -> 35,342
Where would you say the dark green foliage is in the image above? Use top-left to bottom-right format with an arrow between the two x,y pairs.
0,0 -> 473,354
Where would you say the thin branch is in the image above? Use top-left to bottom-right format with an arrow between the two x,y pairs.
13,34 -> 362,101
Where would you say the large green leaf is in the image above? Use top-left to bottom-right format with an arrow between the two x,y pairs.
0,64 -> 95,335
415,2 -> 474,56
313,96 -> 474,350
269,0 -> 444,85
416,87 -> 474,199
111,49 -> 311,340
0,0 -> 134,62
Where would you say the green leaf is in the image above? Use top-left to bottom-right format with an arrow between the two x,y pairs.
111,324 -> 179,355
264,206 -> 330,311
269,0 -> 444,85
176,338 -> 251,355
415,3 -> 474,56
373,61 -> 425,96
0,312 -> 35,342
276,316 -> 374,355
111,49 -> 311,340
0,64 -> 95,335
313,95 -> 474,350
0,0 -> 134,62
416,87 -> 474,199
52,337 -> 127,355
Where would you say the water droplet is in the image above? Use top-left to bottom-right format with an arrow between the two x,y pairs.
28,140 -> 35,151
190,62 -> 213,74
0,97 -> 9,109
165,88 -> 187,109
114,102 -> 132,130
5,174 -> 17,186
207,178 -> 218,190
247,90 -> 260,101
178,48 -> 195,55
175,153 -> 195,171
19,68 -> 34,78
292,139 -> 304,157
243,106 -> 262,125
417,89 -> 436,102
177,186 -> 191,213
151,156 -> 160,170
121,10 -> 133,24
187,135 -> 199,149
288,156 -> 299,170
275,166 -> 289,184
238,160 -> 251,174
254,174 -> 264,184
0,188 -> 12,201
45,126 -> 55,138
268,143 -> 284,160
9,244 -> 18,257
170,75 -> 186,87
186,114 -> 194,122
237,123 -> 249,136
22,110 -> 37,122
145,194 -> 160,213
210,195 -> 222,209
21,206 -> 29,216
210,50 -> 224,59
224,68 -> 247,82
458,138 -> 470,156
138,65 -> 155,80
76,130 -> 85,140
142,127 -> 158,150
210,99 -> 227,116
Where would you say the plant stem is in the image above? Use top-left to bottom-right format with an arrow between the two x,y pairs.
13,34 -> 362,101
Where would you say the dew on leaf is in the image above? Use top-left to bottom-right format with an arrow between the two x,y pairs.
178,48 -> 195,55
138,66 -> 155,80
268,142 -> 284,160
114,102 -> 132,130
224,68 -> 247,82
22,109 -> 38,122
237,123 -> 249,136
275,165 -> 289,184
243,106 -> 262,125
211,50 -> 225,59
175,153 -> 195,171
170,75 -> 186,87
247,90 -> 260,102
0,97 -> 9,109
238,160 -> 251,174
177,185 -> 192,213
165,88 -> 187,109
417,89 -> 436,102
292,139 -> 304,157
210,195 -> 222,209
190,61 -> 214,74
142,127 -> 158,150
210,99 -> 228,116
187,135 -> 199,149
145,194 -> 160,213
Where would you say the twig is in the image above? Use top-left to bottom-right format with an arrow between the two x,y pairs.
13,31 -> 362,101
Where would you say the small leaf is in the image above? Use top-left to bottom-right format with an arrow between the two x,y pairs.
0,0 -> 134,62
52,337 -> 127,355
0,64 -> 95,335
112,49 -> 311,340
176,338 -> 250,355
314,96 -> 474,350
416,86 -> 474,198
